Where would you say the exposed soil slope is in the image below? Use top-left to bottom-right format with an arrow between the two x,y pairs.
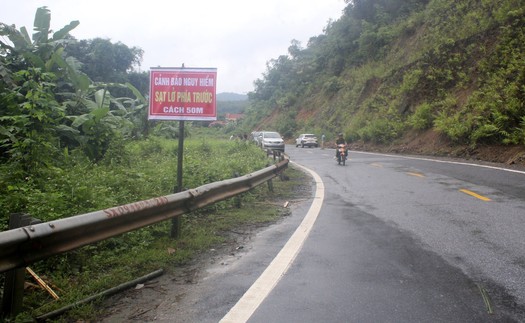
344,129 -> 525,168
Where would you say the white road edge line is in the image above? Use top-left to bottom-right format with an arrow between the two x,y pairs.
351,151 -> 525,175
220,161 -> 324,323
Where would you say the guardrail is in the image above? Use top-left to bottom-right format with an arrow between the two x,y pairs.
0,156 -> 288,274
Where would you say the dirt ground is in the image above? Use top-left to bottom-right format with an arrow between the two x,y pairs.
95,137 -> 525,321
96,179 -> 311,322
97,230 -> 258,322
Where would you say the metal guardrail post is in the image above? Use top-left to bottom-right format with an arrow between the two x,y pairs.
267,178 -> 274,192
267,150 -> 284,192
1,214 -> 39,318
233,172 -> 242,208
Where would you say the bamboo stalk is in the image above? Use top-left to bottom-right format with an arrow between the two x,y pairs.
26,267 -> 59,300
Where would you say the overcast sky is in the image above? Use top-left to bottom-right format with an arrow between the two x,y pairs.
1,0 -> 347,94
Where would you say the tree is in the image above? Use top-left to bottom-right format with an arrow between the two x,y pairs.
66,38 -> 144,83
65,38 -> 145,98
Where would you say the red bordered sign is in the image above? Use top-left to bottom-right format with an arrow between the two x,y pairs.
149,67 -> 217,121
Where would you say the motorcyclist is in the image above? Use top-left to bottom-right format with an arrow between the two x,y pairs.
335,133 -> 347,159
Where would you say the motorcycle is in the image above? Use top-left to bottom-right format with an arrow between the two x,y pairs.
337,144 -> 348,165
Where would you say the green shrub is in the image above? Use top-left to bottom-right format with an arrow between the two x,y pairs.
357,117 -> 403,144
322,77 -> 343,95
399,68 -> 423,95
433,110 -> 470,142
470,123 -> 500,143
408,103 -> 434,130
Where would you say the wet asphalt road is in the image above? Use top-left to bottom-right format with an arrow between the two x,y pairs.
250,147 -> 525,322
157,145 -> 525,322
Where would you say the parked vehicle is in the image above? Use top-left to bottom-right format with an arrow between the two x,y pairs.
336,143 -> 348,165
259,131 -> 285,152
295,134 -> 318,148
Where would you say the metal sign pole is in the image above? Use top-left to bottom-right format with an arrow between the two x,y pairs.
170,120 -> 184,238
149,64 -> 216,239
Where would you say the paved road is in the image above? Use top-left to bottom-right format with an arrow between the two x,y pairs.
155,145 -> 525,322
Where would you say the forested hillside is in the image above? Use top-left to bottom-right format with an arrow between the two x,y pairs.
240,0 -> 525,165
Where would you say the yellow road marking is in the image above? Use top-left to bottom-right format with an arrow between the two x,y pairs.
370,163 -> 383,168
459,189 -> 491,201
407,172 -> 425,178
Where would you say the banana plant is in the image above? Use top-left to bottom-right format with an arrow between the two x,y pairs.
64,83 -> 146,162
0,7 -> 79,70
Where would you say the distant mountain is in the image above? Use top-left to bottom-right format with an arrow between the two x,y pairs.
217,92 -> 248,102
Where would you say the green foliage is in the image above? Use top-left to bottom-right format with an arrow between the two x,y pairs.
217,99 -> 249,116
1,7 -> 82,171
275,113 -> 298,138
65,38 -> 145,98
357,22 -> 397,61
0,68 -> 64,170
1,7 -> 150,168
183,139 -> 267,192
407,102 -> 434,130
470,123 -> 500,143
399,68 -> 423,95
410,12 -> 525,145
322,76 -> 343,95
357,116 -> 404,144
0,7 -> 79,80
276,92 -> 298,108
458,14 -> 525,145
66,38 -> 143,81
433,110 -> 471,142
0,137 -> 269,230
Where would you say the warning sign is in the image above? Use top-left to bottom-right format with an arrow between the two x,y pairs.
149,67 -> 217,121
